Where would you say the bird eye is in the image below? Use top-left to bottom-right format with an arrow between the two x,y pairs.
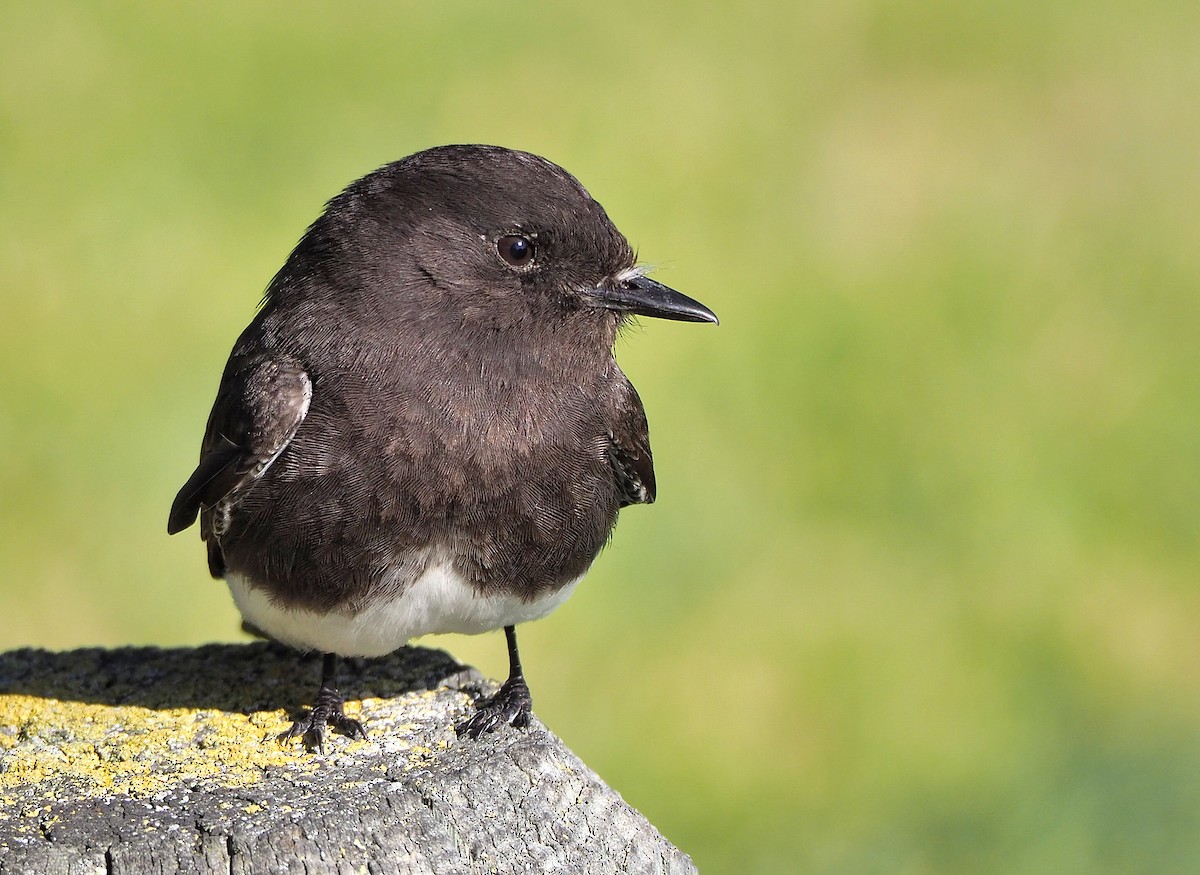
497,235 -> 535,267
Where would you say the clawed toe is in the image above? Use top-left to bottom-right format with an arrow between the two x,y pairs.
279,691 -> 367,752
278,654 -> 367,752
455,674 -> 533,739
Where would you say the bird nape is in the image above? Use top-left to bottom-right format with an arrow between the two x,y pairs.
168,144 -> 718,750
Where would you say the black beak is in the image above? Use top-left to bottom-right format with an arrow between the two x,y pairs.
585,275 -> 719,325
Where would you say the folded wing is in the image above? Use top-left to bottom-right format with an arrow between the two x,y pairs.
168,355 -> 312,536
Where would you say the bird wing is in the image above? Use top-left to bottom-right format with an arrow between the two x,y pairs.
167,355 -> 312,536
608,376 -> 656,507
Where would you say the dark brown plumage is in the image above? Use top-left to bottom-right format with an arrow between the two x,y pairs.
169,145 -> 717,747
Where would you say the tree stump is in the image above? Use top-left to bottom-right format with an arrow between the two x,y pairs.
0,643 -> 695,874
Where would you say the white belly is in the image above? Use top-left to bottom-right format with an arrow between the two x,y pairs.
225,558 -> 581,657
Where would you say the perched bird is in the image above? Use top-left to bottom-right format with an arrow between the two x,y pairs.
168,144 -> 717,748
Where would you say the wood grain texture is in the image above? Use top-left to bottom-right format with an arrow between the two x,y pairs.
0,643 -> 694,875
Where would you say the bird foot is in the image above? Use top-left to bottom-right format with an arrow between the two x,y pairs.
279,684 -> 367,752
456,675 -> 533,739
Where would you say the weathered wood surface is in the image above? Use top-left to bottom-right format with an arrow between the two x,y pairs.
0,643 -> 695,874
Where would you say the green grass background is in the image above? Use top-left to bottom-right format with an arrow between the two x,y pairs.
3,2 -> 1198,872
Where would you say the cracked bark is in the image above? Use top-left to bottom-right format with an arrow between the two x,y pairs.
0,643 -> 695,875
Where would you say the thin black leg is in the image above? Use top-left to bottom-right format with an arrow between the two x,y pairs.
456,625 -> 534,738
279,652 -> 368,752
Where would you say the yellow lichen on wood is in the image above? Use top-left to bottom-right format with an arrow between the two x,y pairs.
0,693 -> 334,799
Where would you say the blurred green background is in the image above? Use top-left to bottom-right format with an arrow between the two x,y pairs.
3,2 -> 1198,872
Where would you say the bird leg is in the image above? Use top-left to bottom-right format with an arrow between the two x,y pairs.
456,625 -> 533,738
279,652 -> 367,751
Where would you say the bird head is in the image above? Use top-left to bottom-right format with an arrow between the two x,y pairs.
273,145 -> 718,338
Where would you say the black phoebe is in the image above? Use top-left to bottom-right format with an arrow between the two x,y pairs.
168,145 -> 717,748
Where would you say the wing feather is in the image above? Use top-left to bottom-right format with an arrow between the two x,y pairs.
167,356 -> 311,535
608,377 -> 656,507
